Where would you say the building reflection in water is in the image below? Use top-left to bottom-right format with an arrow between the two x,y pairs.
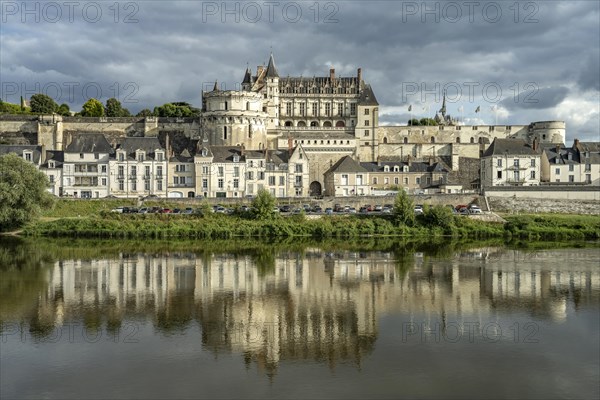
16,247 -> 600,374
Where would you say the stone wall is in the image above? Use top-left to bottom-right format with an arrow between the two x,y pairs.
488,196 -> 599,214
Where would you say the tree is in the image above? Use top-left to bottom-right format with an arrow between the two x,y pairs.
56,103 -> 71,116
136,109 -> 153,117
407,118 -> 438,126
105,98 -> 131,117
30,94 -> 58,114
80,98 -> 105,117
422,205 -> 455,230
393,190 -> 415,226
251,189 -> 276,219
153,102 -> 200,117
0,153 -> 55,231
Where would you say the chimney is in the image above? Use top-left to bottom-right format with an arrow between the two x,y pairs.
329,68 -> 335,83
532,137 -> 538,151
376,155 -> 381,166
288,136 -> 293,156
573,138 -> 580,150
429,157 -> 434,166
407,155 -> 412,167
40,144 -> 46,165
357,68 -> 362,88
240,143 -> 245,156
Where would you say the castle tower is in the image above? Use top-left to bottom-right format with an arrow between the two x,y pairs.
264,53 -> 280,133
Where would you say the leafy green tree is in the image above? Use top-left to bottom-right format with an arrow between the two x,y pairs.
0,153 -> 55,231
419,118 -> 438,126
422,205 -> 455,229
393,190 -> 415,227
251,189 -> 276,220
30,94 -> 58,114
80,98 -> 105,117
153,102 -> 200,117
56,103 -> 71,116
136,108 -> 154,117
105,97 -> 131,117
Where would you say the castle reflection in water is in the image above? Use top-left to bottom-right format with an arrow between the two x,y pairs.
30,247 -> 600,373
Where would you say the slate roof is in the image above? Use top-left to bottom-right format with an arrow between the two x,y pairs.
325,156 -> 368,175
65,133 -> 113,154
265,53 -> 279,78
360,161 -> 449,174
41,150 -> 64,168
482,138 -> 537,157
0,145 -> 42,163
357,84 -> 379,106
117,137 -> 164,159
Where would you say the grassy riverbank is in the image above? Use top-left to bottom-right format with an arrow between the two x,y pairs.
22,210 -> 600,241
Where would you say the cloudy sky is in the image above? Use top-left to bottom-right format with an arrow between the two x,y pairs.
1,0 -> 598,141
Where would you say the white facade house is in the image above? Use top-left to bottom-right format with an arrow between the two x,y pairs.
541,140 -> 600,186
324,156 -> 371,197
480,138 -> 541,188
109,137 -> 167,198
62,133 -> 112,198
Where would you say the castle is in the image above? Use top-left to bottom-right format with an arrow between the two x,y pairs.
0,53 -> 568,197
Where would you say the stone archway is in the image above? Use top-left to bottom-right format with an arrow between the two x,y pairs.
309,181 -> 322,197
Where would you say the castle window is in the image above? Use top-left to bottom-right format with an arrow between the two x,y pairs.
286,103 -> 292,116
224,126 -> 227,140
337,103 -> 343,116
364,108 -> 369,115
365,120 -> 370,126
350,104 -> 356,116
325,103 -> 331,116
470,137 -> 475,143
246,102 -> 250,111
456,137 -> 460,143
383,137 -> 388,144
364,130 -> 369,137
403,137 -> 408,144
431,137 -> 435,143
312,103 -> 318,116
224,101 -> 228,111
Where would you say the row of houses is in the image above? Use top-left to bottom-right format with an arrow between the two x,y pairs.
480,138 -> 600,188
1,132 -> 454,198
3,133 -> 597,198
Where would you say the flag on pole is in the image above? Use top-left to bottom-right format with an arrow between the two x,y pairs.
475,106 -> 480,113
408,105 -> 412,112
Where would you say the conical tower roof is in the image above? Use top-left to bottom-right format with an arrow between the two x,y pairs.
265,53 -> 279,78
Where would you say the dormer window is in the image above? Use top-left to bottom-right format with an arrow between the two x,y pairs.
393,166 -> 399,172
201,148 -> 208,157
118,153 -> 125,162
233,154 -> 240,163
23,151 -> 32,162
137,151 -> 145,162
403,166 -> 409,172
49,161 -> 55,168
384,166 -> 390,172
156,151 -> 164,161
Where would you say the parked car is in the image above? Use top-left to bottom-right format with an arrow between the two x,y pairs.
457,207 -> 470,215
414,205 -> 424,215
182,208 -> 194,214
172,208 -> 181,214
359,206 -> 369,214
382,206 -> 392,214
110,207 -> 125,213
325,207 -> 333,215
280,205 -> 291,213
469,205 -> 482,214
374,204 -> 383,212
312,206 -> 323,213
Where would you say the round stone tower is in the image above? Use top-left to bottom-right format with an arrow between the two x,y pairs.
201,89 -> 268,149
529,121 -> 566,145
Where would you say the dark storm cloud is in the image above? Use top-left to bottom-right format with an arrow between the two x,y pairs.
0,0 -> 598,139
501,86 -> 570,111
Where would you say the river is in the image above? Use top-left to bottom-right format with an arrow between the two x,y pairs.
1,238 -> 598,399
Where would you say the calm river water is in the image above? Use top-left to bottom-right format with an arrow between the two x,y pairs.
1,238 -> 599,399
